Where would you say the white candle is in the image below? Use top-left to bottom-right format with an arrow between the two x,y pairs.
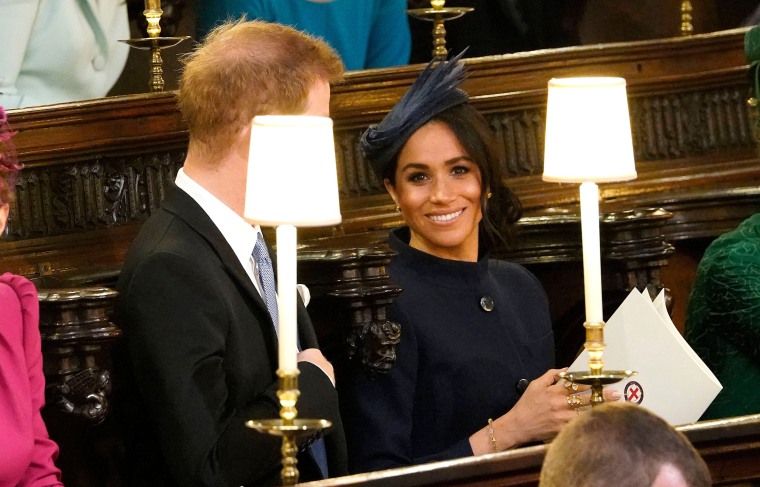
276,224 -> 298,373
580,181 -> 604,324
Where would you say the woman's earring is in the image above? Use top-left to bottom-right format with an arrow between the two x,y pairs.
395,205 -> 401,212
487,192 -> 493,199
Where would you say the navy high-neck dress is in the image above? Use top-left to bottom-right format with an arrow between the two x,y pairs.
346,227 -> 554,472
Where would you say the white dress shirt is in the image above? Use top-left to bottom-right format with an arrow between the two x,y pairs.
175,168 -> 265,296
174,169 -> 333,386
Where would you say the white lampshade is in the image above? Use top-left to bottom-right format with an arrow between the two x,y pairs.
244,115 -> 342,227
543,77 -> 637,183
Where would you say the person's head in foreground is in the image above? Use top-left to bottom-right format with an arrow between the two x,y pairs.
540,403 -> 711,487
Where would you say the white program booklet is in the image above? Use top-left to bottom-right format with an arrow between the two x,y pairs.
569,288 -> 722,426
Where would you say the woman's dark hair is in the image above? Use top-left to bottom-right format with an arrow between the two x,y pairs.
384,103 -> 523,249
0,106 -> 22,206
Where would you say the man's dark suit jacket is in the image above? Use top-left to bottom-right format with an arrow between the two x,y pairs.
114,186 -> 348,486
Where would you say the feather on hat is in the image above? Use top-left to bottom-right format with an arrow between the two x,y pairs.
360,50 -> 469,178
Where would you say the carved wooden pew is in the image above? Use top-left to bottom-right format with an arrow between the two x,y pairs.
1,27 -> 759,485
4,27 -> 755,339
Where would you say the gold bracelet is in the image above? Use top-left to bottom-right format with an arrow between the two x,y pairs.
487,418 -> 501,452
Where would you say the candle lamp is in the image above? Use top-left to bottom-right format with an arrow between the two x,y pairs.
119,0 -> 190,92
543,77 -> 637,406
243,115 -> 342,485
406,0 -> 473,61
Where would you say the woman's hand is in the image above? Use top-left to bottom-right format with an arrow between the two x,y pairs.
469,368 -> 621,454
496,368 -> 575,448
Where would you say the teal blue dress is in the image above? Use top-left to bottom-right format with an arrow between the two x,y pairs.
685,213 -> 760,419
195,0 -> 411,71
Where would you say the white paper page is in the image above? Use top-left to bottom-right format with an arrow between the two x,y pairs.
569,289 -> 722,425
652,289 -> 722,390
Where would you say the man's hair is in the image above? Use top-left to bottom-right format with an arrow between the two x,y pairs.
540,403 -> 711,487
177,19 -> 344,159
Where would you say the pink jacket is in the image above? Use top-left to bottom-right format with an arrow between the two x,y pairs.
0,273 -> 62,487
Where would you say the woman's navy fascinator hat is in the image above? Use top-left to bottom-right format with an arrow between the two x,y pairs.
360,50 -> 469,178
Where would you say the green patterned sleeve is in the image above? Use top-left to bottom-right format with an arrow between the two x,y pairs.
696,239 -> 760,359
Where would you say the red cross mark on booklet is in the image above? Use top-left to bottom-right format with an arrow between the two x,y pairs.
624,380 -> 644,404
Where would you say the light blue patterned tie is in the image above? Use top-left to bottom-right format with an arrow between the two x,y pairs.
252,233 -> 329,478
253,233 -> 279,333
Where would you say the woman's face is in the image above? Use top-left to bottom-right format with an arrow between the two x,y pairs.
385,121 -> 483,261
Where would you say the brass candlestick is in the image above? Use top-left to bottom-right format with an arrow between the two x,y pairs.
561,321 -> 635,406
543,78 -> 638,406
119,1 -> 190,92
407,0 -> 473,61
246,370 -> 331,485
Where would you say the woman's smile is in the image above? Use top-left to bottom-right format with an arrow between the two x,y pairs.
428,208 -> 464,223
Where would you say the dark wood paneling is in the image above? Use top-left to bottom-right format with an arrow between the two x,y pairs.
2,28 -> 760,486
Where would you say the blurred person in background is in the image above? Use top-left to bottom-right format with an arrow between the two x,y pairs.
195,0 -> 411,70
0,0 -> 129,108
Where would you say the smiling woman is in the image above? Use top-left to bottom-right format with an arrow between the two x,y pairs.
343,53 -> 622,473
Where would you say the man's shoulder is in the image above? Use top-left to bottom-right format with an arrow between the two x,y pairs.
119,204 -> 214,283
129,209 -> 189,254
128,186 -> 209,252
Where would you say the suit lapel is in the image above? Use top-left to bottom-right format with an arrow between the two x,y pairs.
161,186 -> 277,351
162,185 -> 319,355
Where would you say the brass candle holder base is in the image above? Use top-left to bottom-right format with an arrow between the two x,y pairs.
120,36 -> 190,92
407,2 -> 473,60
246,419 -> 331,485
245,370 -> 331,485
560,369 -> 636,407
561,320 -> 636,406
